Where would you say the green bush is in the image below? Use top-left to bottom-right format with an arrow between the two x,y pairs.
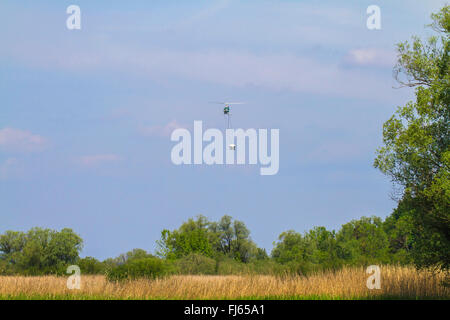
106,257 -> 169,281
284,261 -> 315,276
214,258 -> 293,276
0,259 -> 13,275
77,257 -> 105,275
173,253 -> 216,275
246,260 -> 290,276
216,258 -> 249,275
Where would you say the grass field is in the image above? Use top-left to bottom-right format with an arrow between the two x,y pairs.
0,266 -> 448,300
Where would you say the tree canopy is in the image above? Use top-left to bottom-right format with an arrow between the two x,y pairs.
0,228 -> 83,275
156,215 -> 260,262
374,5 -> 449,271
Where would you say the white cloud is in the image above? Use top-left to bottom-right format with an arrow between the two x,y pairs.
77,154 -> 121,167
139,120 -> 185,137
0,128 -> 47,153
345,48 -> 396,67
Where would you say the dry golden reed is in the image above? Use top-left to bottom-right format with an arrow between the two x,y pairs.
0,265 -> 448,299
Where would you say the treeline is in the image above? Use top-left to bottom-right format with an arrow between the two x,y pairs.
0,213 -> 414,279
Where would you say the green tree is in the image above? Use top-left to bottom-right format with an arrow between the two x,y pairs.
304,227 -> 342,269
77,256 -> 105,274
209,215 -> 257,262
109,248 -> 154,266
271,230 -> 307,264
0,228 -> 83,275
374,6 -> 450,271
156,216 -> 214,259
0,231 -> 26,265
271,230 -> 316,275
45,228 -> 84,267
336,217 -> 391,265
156,215 -> 259,262
383,203 -> 414,264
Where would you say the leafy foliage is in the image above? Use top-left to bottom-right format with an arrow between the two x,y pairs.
77,257 -> 105,275
336,217 -> 391,265
0,228 -> 82,275
156,215 -> 260,262
106,257 -> 169,281
374,5 -> 450,271
272,217 -> 396,271
173,253 -> 216,275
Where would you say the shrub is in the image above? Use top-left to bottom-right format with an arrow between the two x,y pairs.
216,258 -> 248,275
0,259 -> 13,275
77,257 -> 105,275
173,253 -> 216,275
285,261 -> 315,276
106,257 -> 168,281
246,260 -> 290,275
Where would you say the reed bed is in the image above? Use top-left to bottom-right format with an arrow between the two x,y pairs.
0,266 -> 448,300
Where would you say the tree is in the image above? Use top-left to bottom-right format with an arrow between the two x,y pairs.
210,215 -> 234,255
156,215 -> 260,262
106,248 -> 154,266
336,217 -> 391,265
304,227 -> 342,269
0,228 -> 83,274
45,228 -> 84,267
271,230 -> 307,264
0,231 -> 26,264
374,5 -> 449,271
156,216 -> 214,259
383,202 -> 414,264
77,256 -> 105,274
209,215 -> 256,262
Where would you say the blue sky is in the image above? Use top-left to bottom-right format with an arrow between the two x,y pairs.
0,0 -> 447,259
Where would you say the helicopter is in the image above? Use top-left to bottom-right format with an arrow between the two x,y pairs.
210,102 -> 245,150
210,101 -> 245,127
